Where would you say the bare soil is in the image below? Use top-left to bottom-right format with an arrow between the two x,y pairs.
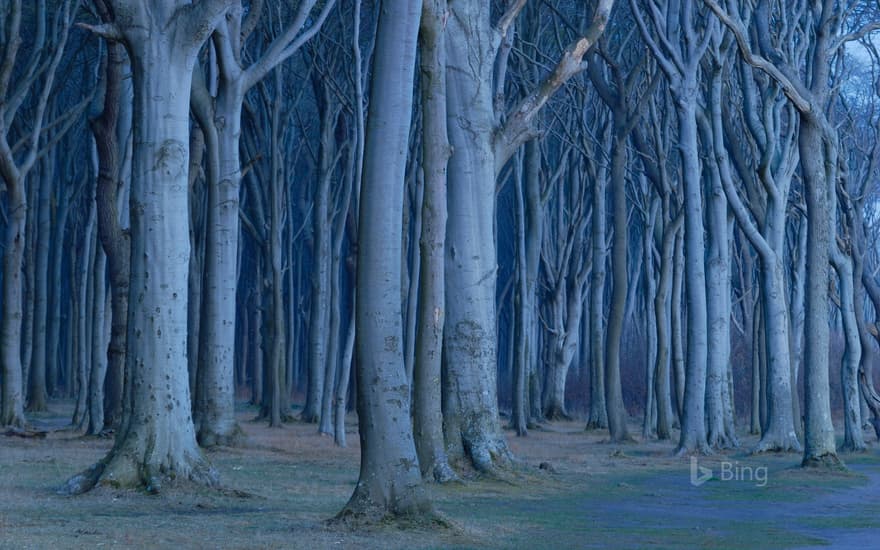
2,402 -> 879,549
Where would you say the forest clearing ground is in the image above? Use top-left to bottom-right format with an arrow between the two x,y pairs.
2,401 -> 879,549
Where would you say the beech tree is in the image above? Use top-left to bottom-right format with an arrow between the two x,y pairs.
63,0 -> 234,493
336,0 -> 432,521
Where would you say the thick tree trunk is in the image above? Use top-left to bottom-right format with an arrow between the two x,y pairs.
442,2 -> 511,471
336,0 -> 432,521
63,6 -> 228,491
192,87 -> 245,444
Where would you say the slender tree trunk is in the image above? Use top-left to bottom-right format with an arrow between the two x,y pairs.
587,164 -> 608,430
86,248 -> 108,436
676,98 -> 709,455
412,0 -> 457,482
800,118 -> 840,468
26,170 -> 51,412
655,211 -> 680,440
0,184 -> 27,428
605,131 -> 630,442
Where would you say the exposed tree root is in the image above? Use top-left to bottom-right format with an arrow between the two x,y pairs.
674,441 -> 710,457
3,427 -> 47,438
426,460 -> 460,484
329,485 -> 445,529
0,413 -> 27,430
584,419 -> 608,431
197,423 -> 246,449
752,432 -> 802,454
542,406 -> 571,422
801,452 -> 845,470
59,446 -> 219,496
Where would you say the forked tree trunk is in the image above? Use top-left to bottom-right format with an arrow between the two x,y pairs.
654,210 -> 681,440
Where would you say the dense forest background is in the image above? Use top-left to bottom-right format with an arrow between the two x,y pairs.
2,0 -> 880,521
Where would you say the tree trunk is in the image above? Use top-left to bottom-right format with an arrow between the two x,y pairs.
336,0 -> 432,521
412,0 -> 457,482
63,4 -> 230,492
587,160 -> 608,430
655,211 -> 680,440
26,170 -> 51,412
799,117 -> 840,468
605,131 -> 630,442
675,98 -> 708,455
0,184 -> 27,428
442,2 -> 511,471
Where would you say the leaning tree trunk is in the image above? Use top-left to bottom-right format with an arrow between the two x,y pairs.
336,0 -> 432,522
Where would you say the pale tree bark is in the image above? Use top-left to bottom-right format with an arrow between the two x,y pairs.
632,0 -> 717,454
335,0 -> 433,522
63,0 -> 234,493
712,38 -> 801,452
703,0 -> 857,468
413,0 -> 457,483
189,0 -> 334,441
443,0 -> 614,470
541,153 -> 591,422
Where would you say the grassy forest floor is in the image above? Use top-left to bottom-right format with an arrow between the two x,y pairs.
2,401 -> 880,549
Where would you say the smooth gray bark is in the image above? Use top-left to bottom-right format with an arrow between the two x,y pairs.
336,0 -> 431,521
